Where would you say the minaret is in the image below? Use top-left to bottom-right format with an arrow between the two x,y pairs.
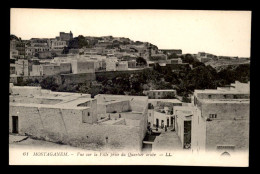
69,31 -> 73,39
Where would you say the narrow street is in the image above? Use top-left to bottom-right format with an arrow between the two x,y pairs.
152,130 -> 183,152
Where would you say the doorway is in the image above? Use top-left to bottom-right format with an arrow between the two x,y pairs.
171,117 -> 174,125
156,119 -> 159,128
184,120 -> 191,149
12,116 -> 18,133
161,120 -> 164,128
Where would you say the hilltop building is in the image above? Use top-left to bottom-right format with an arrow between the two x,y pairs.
159,49 -> 182,55
197,52 -> 217,63
166,58 -> 183,64
57,31 -> 73,42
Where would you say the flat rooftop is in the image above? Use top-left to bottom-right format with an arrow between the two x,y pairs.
200,99 -> 250,104
10,88 -> 93,109
194,89 -> 249,94
145,90 -> 176,92
98,99 -> 129,105
148,99 -> 182,103
95,94 -> 148,113
95,94 -> 148,100
9,102 -> 90,110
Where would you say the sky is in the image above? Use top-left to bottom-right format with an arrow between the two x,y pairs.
10,9 -> 252,57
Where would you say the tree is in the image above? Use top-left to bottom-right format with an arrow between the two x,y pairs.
168,53 -> 178,59
68,38 -> 79,49
40,76 -> 59,91
34,52 -> 39,58
153,63 -> 162,73
78,35 -> 89,48
175,65 -> 219,95
182,96 -> 191,103
10,34 -> 19,41
62,47 -> 70,54
181,54 -> 205,68
51,52 -> 58,58
136,57 -> 147,66
161,93 -> 176,99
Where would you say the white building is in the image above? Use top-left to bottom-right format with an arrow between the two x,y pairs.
190,81 -> 250,155
153,107 -> 173,128
143,90 -> 177,99
15,59 -> 29,76
50,39 -> 67,50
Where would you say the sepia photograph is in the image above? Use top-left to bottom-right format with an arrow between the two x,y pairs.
9,8 -> 251,166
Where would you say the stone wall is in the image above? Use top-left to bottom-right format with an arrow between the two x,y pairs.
60,73 -> 96,85
9,104 -> 144,151
95,69 -> 145,81
42,65 -> 60,76
71,60 -> 95,74
10,96 -> 62,105
59,63 -> 71,74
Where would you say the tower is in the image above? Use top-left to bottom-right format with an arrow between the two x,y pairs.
70,31 -> 73,40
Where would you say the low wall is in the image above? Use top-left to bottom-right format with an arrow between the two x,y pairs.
96,69 -> 145,80
11,86 -> 41,96
106,101 -> 131,113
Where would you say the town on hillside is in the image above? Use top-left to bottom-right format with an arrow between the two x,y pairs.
9,31 -> 250,164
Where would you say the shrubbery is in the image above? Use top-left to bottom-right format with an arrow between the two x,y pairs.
37,62 -> 250,99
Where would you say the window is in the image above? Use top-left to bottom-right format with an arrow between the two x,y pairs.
208,95 -> 212,99
88,112 -> 90,116
223,95 -> 227,99
209,114 -> 217,118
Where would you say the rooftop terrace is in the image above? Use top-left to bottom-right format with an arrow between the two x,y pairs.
10,86 -> 93,109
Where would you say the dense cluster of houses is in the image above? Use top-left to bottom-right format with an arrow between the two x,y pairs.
9,80 -> 250,155
10,31 -> 250,82
196,52 -> 250,63
10,31 -> 188,80
9,32 -> 250,156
